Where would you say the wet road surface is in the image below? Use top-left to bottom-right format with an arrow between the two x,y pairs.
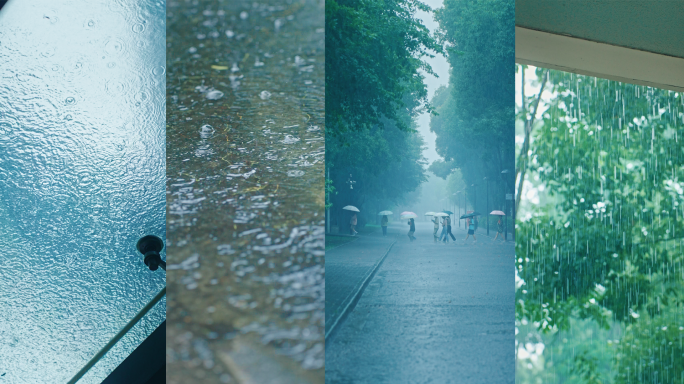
165,1 -> 325,382
325,222 -> 515,383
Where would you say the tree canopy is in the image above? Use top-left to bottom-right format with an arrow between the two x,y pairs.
430,0 -> 515,216
325,0 -> 439,226
517,67 -> 684,383
326,0 -> 441,134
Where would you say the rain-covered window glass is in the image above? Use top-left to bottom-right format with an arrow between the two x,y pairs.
0,0 -> 166,382
515,65 -> 684,383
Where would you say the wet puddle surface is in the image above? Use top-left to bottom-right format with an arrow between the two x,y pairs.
165,0 -> 324,382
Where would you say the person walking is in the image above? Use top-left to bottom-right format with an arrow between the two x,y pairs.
464,217 -> 477,243
441,216 -> 450,243
439,219 -> 446,241
446,216 -> 456,241
381,214 -> 389,236
350,213 -> 358,236
407,218 -> 416,242
493,217 -> 504,241
432,216 -> 440,242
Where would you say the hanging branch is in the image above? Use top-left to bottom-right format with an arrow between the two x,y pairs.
515,69 -> 548,215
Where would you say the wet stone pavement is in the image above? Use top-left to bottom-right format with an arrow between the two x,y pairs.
165,1 -> 324,383
325,232 -> 397,336
325,222 -> 516,384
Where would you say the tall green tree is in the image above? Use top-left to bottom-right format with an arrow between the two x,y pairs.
325,0 -> 439,225
326,0 -> 442,134
430,0 -> 515,215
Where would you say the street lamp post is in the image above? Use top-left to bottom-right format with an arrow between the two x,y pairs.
484,177 -> 489,235
464,190 -> 466,220
471,184 -> 477,211
502,169 -> 509,241
346,174 -> 356,235
452,193 -> 457,226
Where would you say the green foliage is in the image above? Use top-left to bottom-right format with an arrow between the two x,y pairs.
326,116 -> 427,225
326,0 -> 435,224
428,159 -> 456,179
516,68 -> 684,382
517,317 -> 622,384
325,178 -> 336,210
326,0 -> 441,134
430,0 -> 515,213
615,306 -> 684,384
572,350 -> 607,384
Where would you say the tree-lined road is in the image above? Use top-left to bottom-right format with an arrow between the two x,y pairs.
325,222 -> 515,384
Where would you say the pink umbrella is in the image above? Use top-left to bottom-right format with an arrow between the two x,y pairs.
490,210 -> 505,216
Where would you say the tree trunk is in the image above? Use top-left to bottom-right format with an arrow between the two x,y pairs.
515,68 -> 548,215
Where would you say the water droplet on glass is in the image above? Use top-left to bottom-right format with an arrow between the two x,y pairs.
65,97 -> 76,105
240,11 -> 248,20
152,66 -> 165,76
259,91 -> 271,100
104,38 -> 125,55
105,81 -> 126,95
225,30 -> 235,38
188,47 -> 197,54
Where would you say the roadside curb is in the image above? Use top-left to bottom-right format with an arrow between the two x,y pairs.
325,236 -> 398,341
324,235 -> 360,252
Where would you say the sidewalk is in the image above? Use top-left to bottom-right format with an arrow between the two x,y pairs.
325,221 -> 516,384
325,227 -> 398,336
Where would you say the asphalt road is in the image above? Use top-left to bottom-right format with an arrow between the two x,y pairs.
325,221 -> 515,384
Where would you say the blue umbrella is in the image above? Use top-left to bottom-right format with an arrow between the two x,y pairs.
459,212 -> 481,219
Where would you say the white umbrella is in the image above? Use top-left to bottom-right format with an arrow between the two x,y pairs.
343,205 -> 360,212
378,210 -> 393,215
425,211 -> 437,216
490,210 -> 505,216
433,212 -> 449,217
400,211 -> 418,219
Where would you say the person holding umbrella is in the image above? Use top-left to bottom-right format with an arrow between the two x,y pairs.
350,213 -> 358,236
401,212 -> 417,241
446,216 -> 456,242
441,215 -> 450,243
493,217 -> 504,241
460,211 -> 480,243
464,217 -> 477,243
490,210 -> 506,241
408,217 -> 416,242
381,214 -> 389,236
343,205 -> 360,235
432,215 -> 440,242
378,210 -> 392,236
